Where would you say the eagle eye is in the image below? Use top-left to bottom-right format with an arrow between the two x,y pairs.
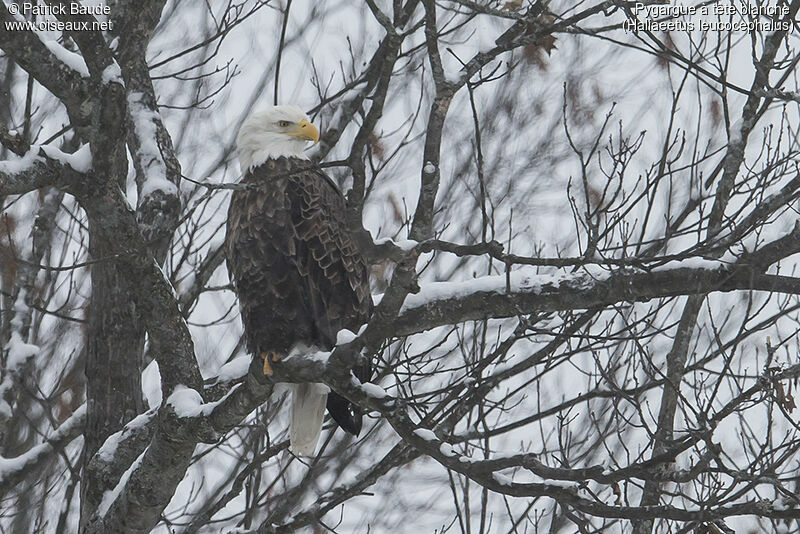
277,120 -> 291,128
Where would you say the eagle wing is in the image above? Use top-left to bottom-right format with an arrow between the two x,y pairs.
287,166 -> 372,372
287,165 -> 372,436
226,161 -> 312,356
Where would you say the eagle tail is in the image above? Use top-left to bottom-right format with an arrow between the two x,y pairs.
290,383 -> 329,456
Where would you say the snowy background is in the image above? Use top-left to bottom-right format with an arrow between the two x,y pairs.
1,0 -> 800,532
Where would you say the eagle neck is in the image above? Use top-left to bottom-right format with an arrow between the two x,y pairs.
237,127 -> 310,172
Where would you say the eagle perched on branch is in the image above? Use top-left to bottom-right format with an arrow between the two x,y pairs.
225,105 -> 372,456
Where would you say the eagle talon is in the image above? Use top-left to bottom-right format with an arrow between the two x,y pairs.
260,350 -> 281,375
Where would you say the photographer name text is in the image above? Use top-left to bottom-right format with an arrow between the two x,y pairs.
9,2 -> 110,17
4,2 -> 113,32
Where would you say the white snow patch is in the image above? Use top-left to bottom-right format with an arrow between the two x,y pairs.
127,92 -> 178,199
42,40 -> 90,77
5,288 -> 39,366
41,144 -> 92,173
101,62 -> 124,86
166,383 -> 243,420
166,384 -> 204,417
0,290 -> 39,418
309,349 -> 332,362
423,161 -> 436,174
95,410 -> 155,464
401,267 -> 594,313
773,498 -> 790,511
336,328 -> 358,345
374,236 -> 419,251
439,442 -> 456,457
98,447 -> 147,517
216,355 -> 251,382
362,382 -> 389,399
0,149 -> 40,175
413,428 -> 437,441
142,359 -> 161,409
1,144 -> 92,175
493,473 -> 514,486
653,257 -> 726,272
5,331 -> 40,369
284,343 -> 330,363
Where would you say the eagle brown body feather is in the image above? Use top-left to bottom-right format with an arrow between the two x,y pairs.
225,157 -> 372,435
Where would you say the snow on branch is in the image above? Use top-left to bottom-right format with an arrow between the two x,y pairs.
125,85 -> 181,262
0,332 -> 40,420
0,144 -> 91,196
166,383 -> 241,424
96,447 -> 147,518
85,377 -> 261,534
0,404 -> 86,497
41,143 -> 92,172
84,409 -> 156,511
127,92 -> 179,201
41,39 -> 90,78
214,354 -> 252,384
0,4 -> 91,113
391,258 -> 800,337
0,288 -> 42,426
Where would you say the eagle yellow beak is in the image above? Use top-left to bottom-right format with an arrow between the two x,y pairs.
290,120 -> 319,145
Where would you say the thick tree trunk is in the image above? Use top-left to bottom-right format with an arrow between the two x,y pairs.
80,230 -> 146,528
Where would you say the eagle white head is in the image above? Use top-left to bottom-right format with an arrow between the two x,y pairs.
237,105 -> 320,172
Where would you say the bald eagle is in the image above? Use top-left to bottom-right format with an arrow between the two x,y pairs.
225,105 -> 372,456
